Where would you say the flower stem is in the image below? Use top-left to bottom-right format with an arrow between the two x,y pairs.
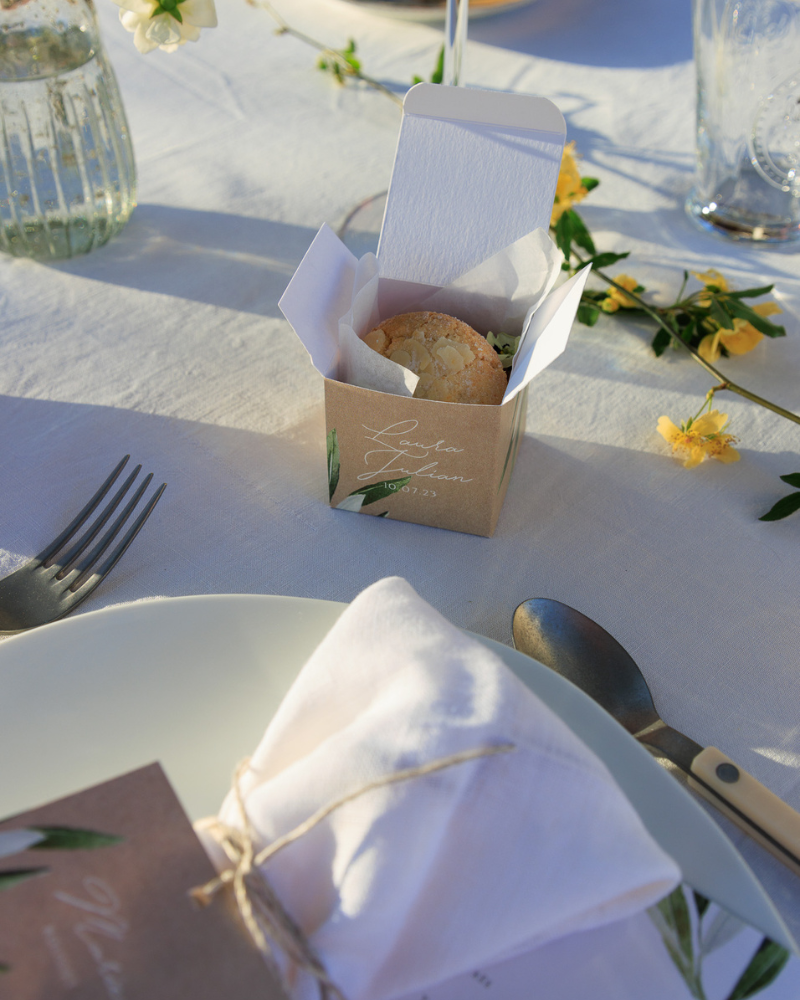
247,0 -> 404,108
572,251 -> 800,426
690,387 -> 717,423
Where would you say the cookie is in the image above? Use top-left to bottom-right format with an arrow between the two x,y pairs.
363,311 -> 506,405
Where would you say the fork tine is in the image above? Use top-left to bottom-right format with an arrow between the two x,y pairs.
38,455 -> 130,565
53,464 -> 143,577
67,473 -> 152,587
69,481 -> 166,594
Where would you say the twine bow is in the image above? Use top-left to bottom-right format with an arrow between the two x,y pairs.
192,743 -> 515,1000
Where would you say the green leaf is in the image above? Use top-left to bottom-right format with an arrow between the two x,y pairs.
585,251 -> 630,269
341,40 -> 361,72
726,938 -> 790,1000
693,891 -> 710,918
652,327 -> 673,357
486,331 -> 520,368
154,0 -> 184,21
709,296 -> 734,331
724,285 -> 775,300
677,316 -> 697,345
581,176 -> 600,192
486,331 -> 519,354
0,867 -> 48,892
327,429 -> 340,502
554,210 -> 577,259
780,472 -> 800,488
411,74 -> 423,85
346,477 -> 411,506
649,886 -> 705,999
28,826 -> 122,851
577,301 -> 601,326
430,44 -> 444,84
564,209 -> 596,255
657,887 -> 694,965
722,297 -> 786,338
759,491 -> 800,522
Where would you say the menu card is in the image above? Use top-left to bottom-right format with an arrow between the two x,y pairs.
0,763 -> 285,999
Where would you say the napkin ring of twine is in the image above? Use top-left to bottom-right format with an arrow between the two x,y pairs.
192,742 -> 515,1000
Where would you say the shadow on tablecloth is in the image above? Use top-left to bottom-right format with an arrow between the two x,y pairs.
45,205 -> 320,321
470,0 -> 693,69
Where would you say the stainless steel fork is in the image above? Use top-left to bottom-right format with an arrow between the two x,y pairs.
0,456 -> 166,635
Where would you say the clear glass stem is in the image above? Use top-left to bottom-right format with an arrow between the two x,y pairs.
444,0 -> 469,86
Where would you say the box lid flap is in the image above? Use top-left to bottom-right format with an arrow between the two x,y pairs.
279,223 -> 357,378
377,83 -> 566,286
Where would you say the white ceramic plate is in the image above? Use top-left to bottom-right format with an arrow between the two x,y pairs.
0,595 -> 792,951
331,0 -> 539,23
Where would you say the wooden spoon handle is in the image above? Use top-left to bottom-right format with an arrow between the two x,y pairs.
688,746 -> 800,876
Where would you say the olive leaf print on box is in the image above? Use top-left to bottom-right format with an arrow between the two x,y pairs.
0,825 -> 123,972
649,884 -> 790,1000
327,428 -> 340,501
328,429 -> 411,518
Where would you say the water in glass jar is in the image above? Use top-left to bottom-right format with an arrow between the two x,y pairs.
0,21 -> 136,259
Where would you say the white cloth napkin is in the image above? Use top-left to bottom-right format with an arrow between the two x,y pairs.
200,577 -> 679,1000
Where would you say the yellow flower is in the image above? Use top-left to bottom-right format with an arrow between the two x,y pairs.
691,269 -> 730,307
551,142 -> 589,226
697,302 -> 782,362
600,274 -> 640,312
657,410 -> 739,469
692,268 -> 729,290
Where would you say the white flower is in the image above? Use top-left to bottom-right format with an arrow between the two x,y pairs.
113,0 -> 217,54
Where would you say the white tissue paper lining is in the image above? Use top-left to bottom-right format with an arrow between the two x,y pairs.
338,227 -> 567,400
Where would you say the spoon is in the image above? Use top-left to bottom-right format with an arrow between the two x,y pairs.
513,597 -> 800,876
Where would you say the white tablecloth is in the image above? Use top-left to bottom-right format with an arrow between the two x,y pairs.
2,0 -> 800,994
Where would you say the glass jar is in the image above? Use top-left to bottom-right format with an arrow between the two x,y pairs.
0,0 -> 136,260
687,0 -> 800,243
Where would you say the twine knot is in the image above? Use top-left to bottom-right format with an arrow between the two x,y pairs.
193,743 -> 515,1000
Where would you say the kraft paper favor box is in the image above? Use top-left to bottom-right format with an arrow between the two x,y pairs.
280,84 -> 590,537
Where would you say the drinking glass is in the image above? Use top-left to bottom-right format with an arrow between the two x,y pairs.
687,0 -> 800,242
0,0 -> 136,260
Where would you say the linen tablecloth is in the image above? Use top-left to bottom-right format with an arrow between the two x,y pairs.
2,0 -> 800,993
